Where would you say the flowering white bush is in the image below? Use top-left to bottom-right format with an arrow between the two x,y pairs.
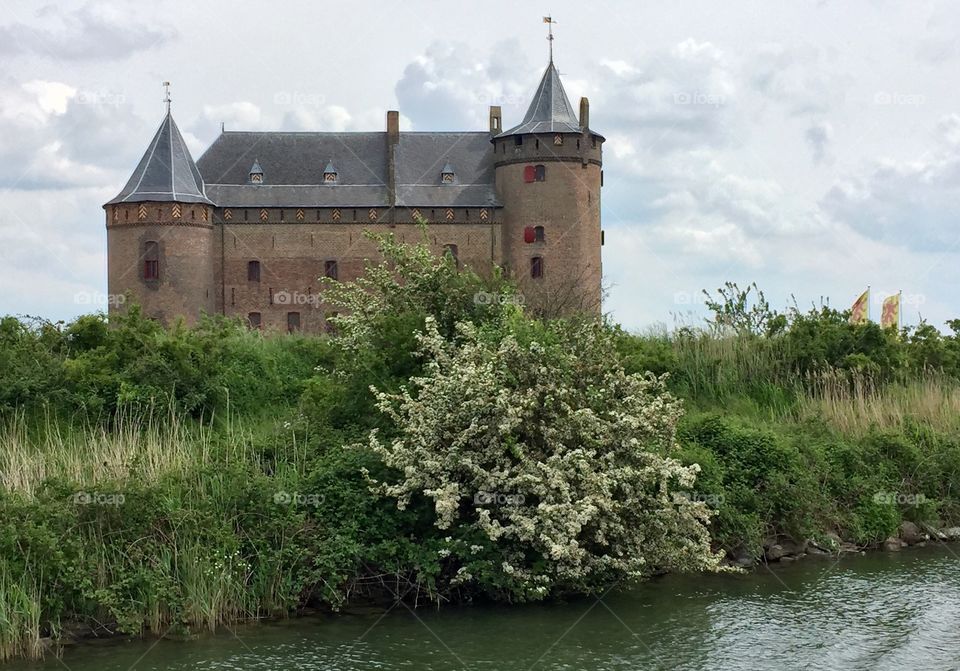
365,317 -> 723,599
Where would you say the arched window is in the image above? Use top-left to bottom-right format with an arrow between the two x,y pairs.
247,312 -> 262,329
143,241 -> 159,281
444,243 -> 459,268
535,164 -> 546,182
534,225 -> 545,242
523,165 -> 536,183
530,256 -> 544,279
324,259 -> 338,280
247,260 -> 261,282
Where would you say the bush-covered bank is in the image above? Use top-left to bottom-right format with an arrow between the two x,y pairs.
2,246 -> 960,660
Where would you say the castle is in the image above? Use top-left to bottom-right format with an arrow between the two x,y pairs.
105,55 -> 604,332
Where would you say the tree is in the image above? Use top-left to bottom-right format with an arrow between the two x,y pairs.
362,317 -> 723,600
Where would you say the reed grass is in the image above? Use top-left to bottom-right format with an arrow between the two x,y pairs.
0,567 -> 43,662
794,369 -> 960,435
0,410 -> 312,661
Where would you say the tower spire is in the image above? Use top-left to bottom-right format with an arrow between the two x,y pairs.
162,81 -> 171,114
543,16 -> 555,63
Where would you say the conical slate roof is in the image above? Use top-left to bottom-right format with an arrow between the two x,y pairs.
498,61 -> 582,137
107,111 -> 212,205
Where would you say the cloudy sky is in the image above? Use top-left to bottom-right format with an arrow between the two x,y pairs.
2,0 -> 958,331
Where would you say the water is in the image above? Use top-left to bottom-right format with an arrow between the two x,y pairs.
11,546 -> 960,670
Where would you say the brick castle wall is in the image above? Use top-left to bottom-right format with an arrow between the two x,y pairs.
494,133 -> 603,313
106,203 -> 216,324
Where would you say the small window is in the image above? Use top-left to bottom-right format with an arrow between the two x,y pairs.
248,312 -> 262,329
324,259 -> 338,280
523,165 -> 536,183
514,136 -> 523,146
534,225 -> 545,242
530,256 -> 544,279
444,243 -> 459,268
287,312 -> 301,333
143,241 -> 159,281
535,164 -> 546,182
247,260 -> 261,282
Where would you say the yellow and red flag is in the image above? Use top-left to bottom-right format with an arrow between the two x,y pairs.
881,293 -> 901,329
849,289 -> 870,325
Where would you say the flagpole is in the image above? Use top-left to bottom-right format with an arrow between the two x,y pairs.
898,289 -> 902,330
867,285 -> 871,322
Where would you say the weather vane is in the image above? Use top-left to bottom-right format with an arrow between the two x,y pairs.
543,16 -> 556,63
163,81 -> 171,113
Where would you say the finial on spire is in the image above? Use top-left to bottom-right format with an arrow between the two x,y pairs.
543,16 -> 556,63
162,81 -> 171,113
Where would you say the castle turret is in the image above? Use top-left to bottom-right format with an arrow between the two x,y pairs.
493,58 -> 604,315
104,108 -> 216,324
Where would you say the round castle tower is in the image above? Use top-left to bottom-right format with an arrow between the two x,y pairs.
104,109 -> 216,323
492,58 -> 604,315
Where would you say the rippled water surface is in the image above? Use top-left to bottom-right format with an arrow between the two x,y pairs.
11,545 -> 960,670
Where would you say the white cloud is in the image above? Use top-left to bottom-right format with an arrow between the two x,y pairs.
822,115 -> 960,251
0,3 -> 177,61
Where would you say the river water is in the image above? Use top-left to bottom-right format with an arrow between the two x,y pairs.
12,545 -> 960,670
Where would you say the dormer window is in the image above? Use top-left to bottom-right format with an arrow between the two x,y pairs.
323,160 -> 338,184
440,162 -> 455,184
249,159 -> 264,184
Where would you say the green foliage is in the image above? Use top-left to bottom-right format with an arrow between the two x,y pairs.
3,262 -> 960,661
0,308 -> 331,422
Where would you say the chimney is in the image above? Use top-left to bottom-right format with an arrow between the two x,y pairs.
386,110 -> 400,144
386,110 -> 399,222
579,97 -> 590,130
489,105 -> 502,134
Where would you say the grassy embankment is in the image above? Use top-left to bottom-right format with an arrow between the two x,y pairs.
2,285 -> 960,660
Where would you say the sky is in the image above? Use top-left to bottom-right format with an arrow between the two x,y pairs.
1,0 -> 959,332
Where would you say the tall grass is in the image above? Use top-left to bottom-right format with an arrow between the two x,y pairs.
0,409 -> 266,497
0,410 -> 318,661
0,567 -> 43,662
666,330 -> 960,433
794,369 -> 960,435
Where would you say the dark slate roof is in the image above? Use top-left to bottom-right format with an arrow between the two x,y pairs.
107,112 -> 212,205
498,61 -> 583,137
395,132 -> 497,205
198,131 -> 388,187
197,130 -> 500,208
